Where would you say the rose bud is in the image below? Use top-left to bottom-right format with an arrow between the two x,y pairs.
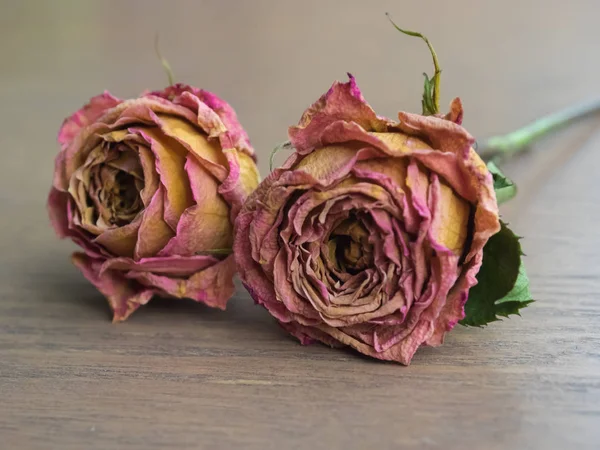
234,75 -> 500,364
49,84 -> 259,322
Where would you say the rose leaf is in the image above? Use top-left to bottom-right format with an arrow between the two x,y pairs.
487,161 -> 517,205
460,221 -> 533,327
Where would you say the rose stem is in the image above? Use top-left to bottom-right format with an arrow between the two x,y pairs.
478,98 -> 600,163
154,33 -> 175,86
386,13 -> 441,115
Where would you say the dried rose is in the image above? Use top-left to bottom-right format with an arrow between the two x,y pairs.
49,84 -> 259,322
234,76 -> 501,364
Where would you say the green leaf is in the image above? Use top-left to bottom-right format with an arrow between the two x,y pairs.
497,263 -> 531,304
487,161 -> 517,205
421,73 -> 436,116
460,221 -> 533,327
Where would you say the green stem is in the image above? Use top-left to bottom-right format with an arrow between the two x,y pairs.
269,141 -> 293,172
154,33 -> 175,86
386,13 -> 441,115
478,98 -> 600,162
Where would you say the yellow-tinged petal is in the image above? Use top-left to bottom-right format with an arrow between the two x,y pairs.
369,132 -> 432,155
136,127 -> 194,230
134,186 -> 174,259
431,180 -> 469,254
153,115 -> 229,181
100,129 -> 130,143
235,149 -> 261,197
354,157 -> 409,192
138,146 -> 159,207
159,157 -> 232,256
468,147 -> 489,175
294,145 -> 359,180
94,219 -> 141,258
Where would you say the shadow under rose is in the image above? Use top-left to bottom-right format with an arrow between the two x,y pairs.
3,248 -> 109,318
15,245 -> 529,367
19,248 -> 291,342
136,282 -> 279,328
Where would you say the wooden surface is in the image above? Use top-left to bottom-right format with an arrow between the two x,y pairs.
1,1 -> 599,448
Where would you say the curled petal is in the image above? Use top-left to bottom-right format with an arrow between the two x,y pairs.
72,252 -> 154,323
138,146 -> 160,207
149,84 -> 255,156
125,255 -> 236,309
159,204 -> 232,257
48,188 -> 109,259
444,97 -> 464,125
234,211 -> 292,323
134,186 -> 174,259
47,188 -> 71,239
158,156 -> 231,256
58,91 -> 121,149
94,217 -> 141,258
289,74 -> 388,154
146,85 -> 227,139
133,127 -> 194,231
218,148 -> 260,219
101,254 -> 220,277
149,112 -> 229,181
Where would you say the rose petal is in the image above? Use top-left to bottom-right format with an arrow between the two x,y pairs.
218,148 -> 260,219
150,113 -> 229,181
289,74 -> 389,154
72,252 -> 154,322
158,156 -> 232,256
158,204 -> 232,257
234,211 -> 294,323
125,255 -> 236,309
134,186 -> 174,259
48,188 -> 71,239
146,85 -> 227,137
94,216 -> 141,258
147,84 -> 255,157
444,97 -> 464,125
138,145 -> 160,207
58,91 -> 121,149
101,254 -> 219,277
425,251 -> 482,346
428,174 -> 469,255
132,127 -> 194,231
196,88 -> 254,154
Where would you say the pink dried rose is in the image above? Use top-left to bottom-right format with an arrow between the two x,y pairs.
234,75 -> 500,364
49,84 -> 259,322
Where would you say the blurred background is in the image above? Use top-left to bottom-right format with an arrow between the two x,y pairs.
2,0 -> 600,240
2,0 -> 600,172
1,1 -> 599,449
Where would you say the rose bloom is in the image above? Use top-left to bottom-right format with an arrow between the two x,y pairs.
234,76 -> 500,364
49,84 -> 259,322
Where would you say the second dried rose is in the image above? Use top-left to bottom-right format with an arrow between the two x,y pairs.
233,75 -> 500,365
49,84 -> 259,321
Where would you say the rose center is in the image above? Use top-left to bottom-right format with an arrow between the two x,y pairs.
87,147 -> 145,228
113,171 -> 141,212
328,218 -> 373,274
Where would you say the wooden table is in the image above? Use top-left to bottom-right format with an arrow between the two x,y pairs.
1,1 -> 599,448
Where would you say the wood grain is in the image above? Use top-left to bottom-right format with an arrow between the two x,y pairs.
1,1 -> 599,449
